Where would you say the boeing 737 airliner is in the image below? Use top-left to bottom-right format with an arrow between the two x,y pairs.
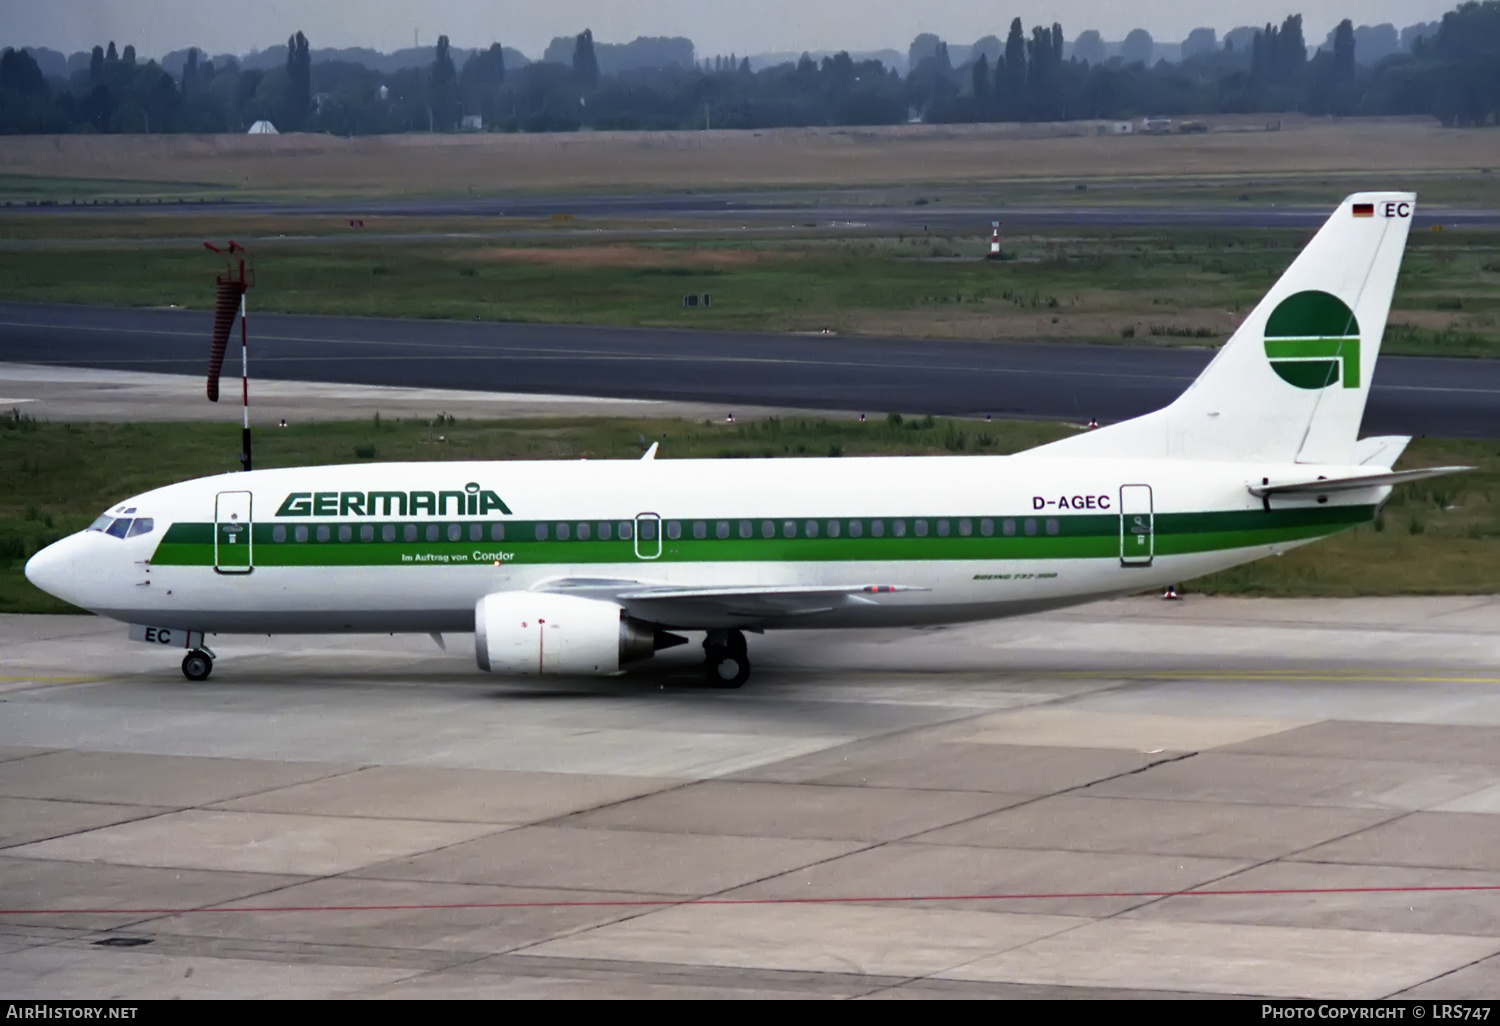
25,193 -> 1467,687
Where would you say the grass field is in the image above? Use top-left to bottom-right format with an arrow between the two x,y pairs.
2,410 -> 1496,613
1,227 -> 1495,354
3,117 -> 1498,196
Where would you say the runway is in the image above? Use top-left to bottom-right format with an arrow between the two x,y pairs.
2,596 -> 1499,998
11,190 -> 1500,232
3,301 -> 1499,436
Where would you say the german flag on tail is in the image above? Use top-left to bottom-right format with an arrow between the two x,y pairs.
1352,203 -> 1375,217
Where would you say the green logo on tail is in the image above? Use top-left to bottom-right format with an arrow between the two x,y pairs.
1263,290 -> 1361,390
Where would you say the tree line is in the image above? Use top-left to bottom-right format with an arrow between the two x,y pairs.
2,3 -> 1498,136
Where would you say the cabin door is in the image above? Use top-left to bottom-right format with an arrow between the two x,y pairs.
214,491 -> 254,574
1119,484 -> 1154,567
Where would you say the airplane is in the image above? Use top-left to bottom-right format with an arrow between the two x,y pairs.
24,192 -> 1469,689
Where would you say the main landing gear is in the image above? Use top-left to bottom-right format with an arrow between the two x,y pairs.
181,649 -> 215,682
703,629 -> 751,689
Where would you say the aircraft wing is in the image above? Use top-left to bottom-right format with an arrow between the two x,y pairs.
534,577 -> 927,625
1249,466 -> 1472,497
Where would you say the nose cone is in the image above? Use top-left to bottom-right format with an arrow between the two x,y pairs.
25,535 -> 82,605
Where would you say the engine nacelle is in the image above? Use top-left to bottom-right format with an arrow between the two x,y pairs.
475,591 -> 668,676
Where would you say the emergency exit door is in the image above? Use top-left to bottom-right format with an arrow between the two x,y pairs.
1119,484 -> 1154,567
634,512 -> 661,560
215,491 -> 253,573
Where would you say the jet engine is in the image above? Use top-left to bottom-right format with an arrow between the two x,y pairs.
474,591 -> 684,675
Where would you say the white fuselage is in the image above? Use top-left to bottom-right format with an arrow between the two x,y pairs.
26,453 -> 1384,636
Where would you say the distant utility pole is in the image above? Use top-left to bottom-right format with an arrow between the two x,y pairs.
705,103 -> 710,130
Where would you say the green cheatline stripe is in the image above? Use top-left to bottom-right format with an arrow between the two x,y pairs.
149,506 -> 1374,568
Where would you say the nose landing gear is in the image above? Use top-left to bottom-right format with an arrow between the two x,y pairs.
702,629 -> 751,689
181,649 -> 215,682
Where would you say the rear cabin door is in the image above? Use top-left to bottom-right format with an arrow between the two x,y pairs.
214,491 -> 253,574
1119,484 -> 1154,567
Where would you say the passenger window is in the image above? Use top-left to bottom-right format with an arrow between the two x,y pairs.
783,521 -> 797,537
892,520 -> 907,537
826,520 -> 840,538
740,520 -> 753,539
273,525 -> 287,543
296,526 -> 310,543
666,521 -> 681,540
578,522 -> 591,540
403,525 -> 417,542
936,520 -> 950,537
448,524 -> 462,542
425,524 -> 439,542
490,523 -> 505,541
761,520 -> 775,538
849,520 -> 863,538
383,525 -> 397,542
638,520 -> 656,540
127,518 -> 154,538
914,520 -> 928,537
339,525 -> 353,542
317,525 -> 331,542
469,523 -> 482,541
980,518 -> 994,537
959,519 -> 972,537
716,521 -> 730,539
362,525 -> 375,542
804,520 -> 818,538
105,518 -> 132,538
1002,519 -> 1015,536
871,520 -> 885,537
693,521 -> 707,540
535,523 -> 549,541
556,523 -> 570,541
619,522 -> 633,540
1024,518 -> 1037,536
598,522 -> 611,540
1046,518 -> 1060,536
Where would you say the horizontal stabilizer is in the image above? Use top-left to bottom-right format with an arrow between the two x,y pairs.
1249,466 -> 1472,497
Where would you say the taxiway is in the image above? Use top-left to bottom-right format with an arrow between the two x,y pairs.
2,597 -> 1499,998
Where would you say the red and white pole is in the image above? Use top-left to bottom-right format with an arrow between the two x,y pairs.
239,291 -> 251,472
988,221 -> 1002,258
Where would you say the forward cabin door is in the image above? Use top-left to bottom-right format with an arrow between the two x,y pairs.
1119,484 -> 1154,567
214,491 -> 253,574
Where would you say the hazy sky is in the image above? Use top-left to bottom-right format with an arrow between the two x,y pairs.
2,1 -> 1457,59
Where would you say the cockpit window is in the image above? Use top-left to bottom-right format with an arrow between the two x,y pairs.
87,514 -> 112,532
126,518 -> 154,538
105,518 -> 132,539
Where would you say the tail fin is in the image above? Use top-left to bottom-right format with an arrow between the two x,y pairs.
1029,193 -> 1415,464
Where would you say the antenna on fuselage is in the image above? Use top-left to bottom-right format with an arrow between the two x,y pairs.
204,240 -> 255,471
